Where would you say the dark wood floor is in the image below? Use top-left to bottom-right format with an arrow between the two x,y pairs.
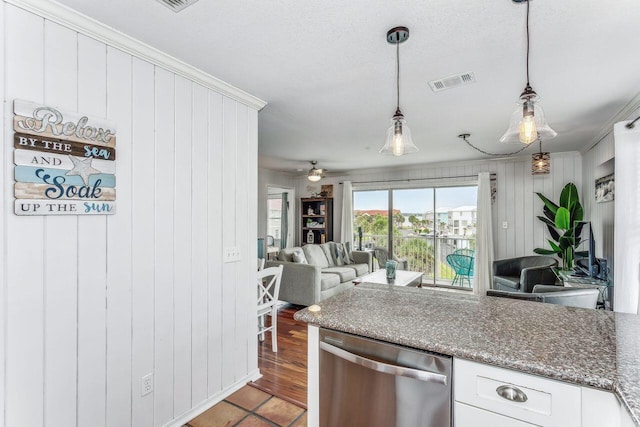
251,304 -> 308,409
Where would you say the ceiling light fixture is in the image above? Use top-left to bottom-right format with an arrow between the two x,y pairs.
380,26 -> 418,156
531,139 -> 550,175
500,0 -> 557,145
307,161 -> 323,182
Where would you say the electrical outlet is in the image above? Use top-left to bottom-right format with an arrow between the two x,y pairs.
224,246 -> 241,263
502,221 -> 508,229
141,373 -> 153,396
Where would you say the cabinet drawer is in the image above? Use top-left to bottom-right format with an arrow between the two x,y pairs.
455,402 -> 536,427
454,359 -> 581,426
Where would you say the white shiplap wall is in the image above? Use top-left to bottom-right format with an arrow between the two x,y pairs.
582,133 -> 616,285
1,3 -> 259,427
292,153 -> 582,260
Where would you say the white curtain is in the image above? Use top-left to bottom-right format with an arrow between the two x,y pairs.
473,172 -> 494,295
341,181 -> 354,245
613,122 -> 640,314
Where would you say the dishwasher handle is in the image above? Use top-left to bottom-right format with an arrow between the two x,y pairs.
320,341 -> 448,385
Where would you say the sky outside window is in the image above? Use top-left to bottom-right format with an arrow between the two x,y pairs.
354,186 -> 477,214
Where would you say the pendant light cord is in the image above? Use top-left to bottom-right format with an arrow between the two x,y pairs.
460,134 -> 531,156
525,0 -> 530,86
396,40 -> 400,110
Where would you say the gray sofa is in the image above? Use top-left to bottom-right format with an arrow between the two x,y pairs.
265,242 -> 372,306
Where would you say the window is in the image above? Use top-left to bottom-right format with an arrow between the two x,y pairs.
353,185 -> 477,288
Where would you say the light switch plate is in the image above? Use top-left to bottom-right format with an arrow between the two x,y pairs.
502,221 -> 508,229
224,246 -> 241,262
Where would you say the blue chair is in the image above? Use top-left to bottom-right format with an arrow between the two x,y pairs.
454,248 -> 475,257
446,253 -> 474,287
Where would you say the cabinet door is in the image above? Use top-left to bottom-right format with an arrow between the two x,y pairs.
455,402 -> 536,427
581,386 -> 620,427
454,359 -> 581,426
620,405 -> 636,427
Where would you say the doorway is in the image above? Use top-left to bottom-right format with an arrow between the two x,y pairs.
266,186 -> 294,258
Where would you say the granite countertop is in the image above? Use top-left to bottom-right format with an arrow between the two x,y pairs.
294,283 -> 640,426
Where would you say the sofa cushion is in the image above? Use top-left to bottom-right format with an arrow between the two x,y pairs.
320,273 -> 341,291
292,251 -> 308,264
303,244 -> 330,268
279,247 -> 304,262
322,267 -> 357,282
320,243 -> 336,267
494,275 -> 520,290
347,263 -> 369,276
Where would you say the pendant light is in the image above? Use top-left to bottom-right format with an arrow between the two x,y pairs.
380,26 -> 418,156
531,139 -> 550,175
500,0 -> 557,145
307,161 -> 323,182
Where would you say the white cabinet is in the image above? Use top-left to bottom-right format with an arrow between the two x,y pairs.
621,403 -> 637,427
454,359 -> 637,427
455,401 -> 536,426
454,359 -> 581,426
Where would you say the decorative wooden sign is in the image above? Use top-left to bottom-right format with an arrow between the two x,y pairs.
13,100 -> 117,215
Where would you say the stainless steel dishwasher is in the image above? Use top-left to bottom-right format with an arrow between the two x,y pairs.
319,328 -> 451,427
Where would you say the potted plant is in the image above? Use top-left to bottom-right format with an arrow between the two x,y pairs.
533,183 -> 584,270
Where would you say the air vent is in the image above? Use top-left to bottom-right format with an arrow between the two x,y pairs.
156,0 -> 200,12
428,72 -> 476,92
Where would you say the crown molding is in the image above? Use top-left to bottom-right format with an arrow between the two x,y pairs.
586,91 -> 640,153
4,0 -> 267,111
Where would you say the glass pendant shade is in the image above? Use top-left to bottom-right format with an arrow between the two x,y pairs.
380,116 -> 418,156
500,98 -> 557,144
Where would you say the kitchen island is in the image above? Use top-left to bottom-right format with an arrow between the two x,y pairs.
294,283 -> 640,426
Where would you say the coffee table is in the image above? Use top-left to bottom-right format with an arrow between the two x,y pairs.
354,269 -> 423,287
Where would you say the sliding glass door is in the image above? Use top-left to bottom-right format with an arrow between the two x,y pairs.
353,185 -> 477,288
353,190 -> 389,252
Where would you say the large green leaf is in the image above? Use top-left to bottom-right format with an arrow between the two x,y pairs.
536,193 -> 559,215
558,235 -> 573,250
537,215 -> 555,228
542,205 -> 555,222
559,183 -> 579,209
571,201 -> 584,223
555,207 -> 571,229
546,224 -> 560,242
547,239 -> 562,252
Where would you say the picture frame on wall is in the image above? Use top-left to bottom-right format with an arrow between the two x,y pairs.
595,173 -> 614,203
321,184 -> 333,198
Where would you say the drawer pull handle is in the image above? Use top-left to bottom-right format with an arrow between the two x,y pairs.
496,385 -> 528,403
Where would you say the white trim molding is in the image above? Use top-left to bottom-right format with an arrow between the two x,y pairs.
165,369 -> 262,427
5,0 -> 267,111
587,91 -> 640,152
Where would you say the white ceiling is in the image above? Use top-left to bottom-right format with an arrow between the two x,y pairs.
57,0 -> 640,174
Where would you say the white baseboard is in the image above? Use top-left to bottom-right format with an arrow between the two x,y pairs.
165,369 -> 262,427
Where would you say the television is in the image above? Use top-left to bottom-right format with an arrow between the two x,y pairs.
573,221 -> 599,278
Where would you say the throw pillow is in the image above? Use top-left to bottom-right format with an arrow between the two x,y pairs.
292,251 -> 308,264
332,243 -> 345,266
339,242 -> 354,264
343,242 -> 355,264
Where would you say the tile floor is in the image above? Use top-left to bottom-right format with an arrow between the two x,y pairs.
185,385 -> 307,427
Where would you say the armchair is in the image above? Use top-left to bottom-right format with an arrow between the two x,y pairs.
487,285 -> 599,309
492,256 -> 558,293
373,247 -> 409,270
